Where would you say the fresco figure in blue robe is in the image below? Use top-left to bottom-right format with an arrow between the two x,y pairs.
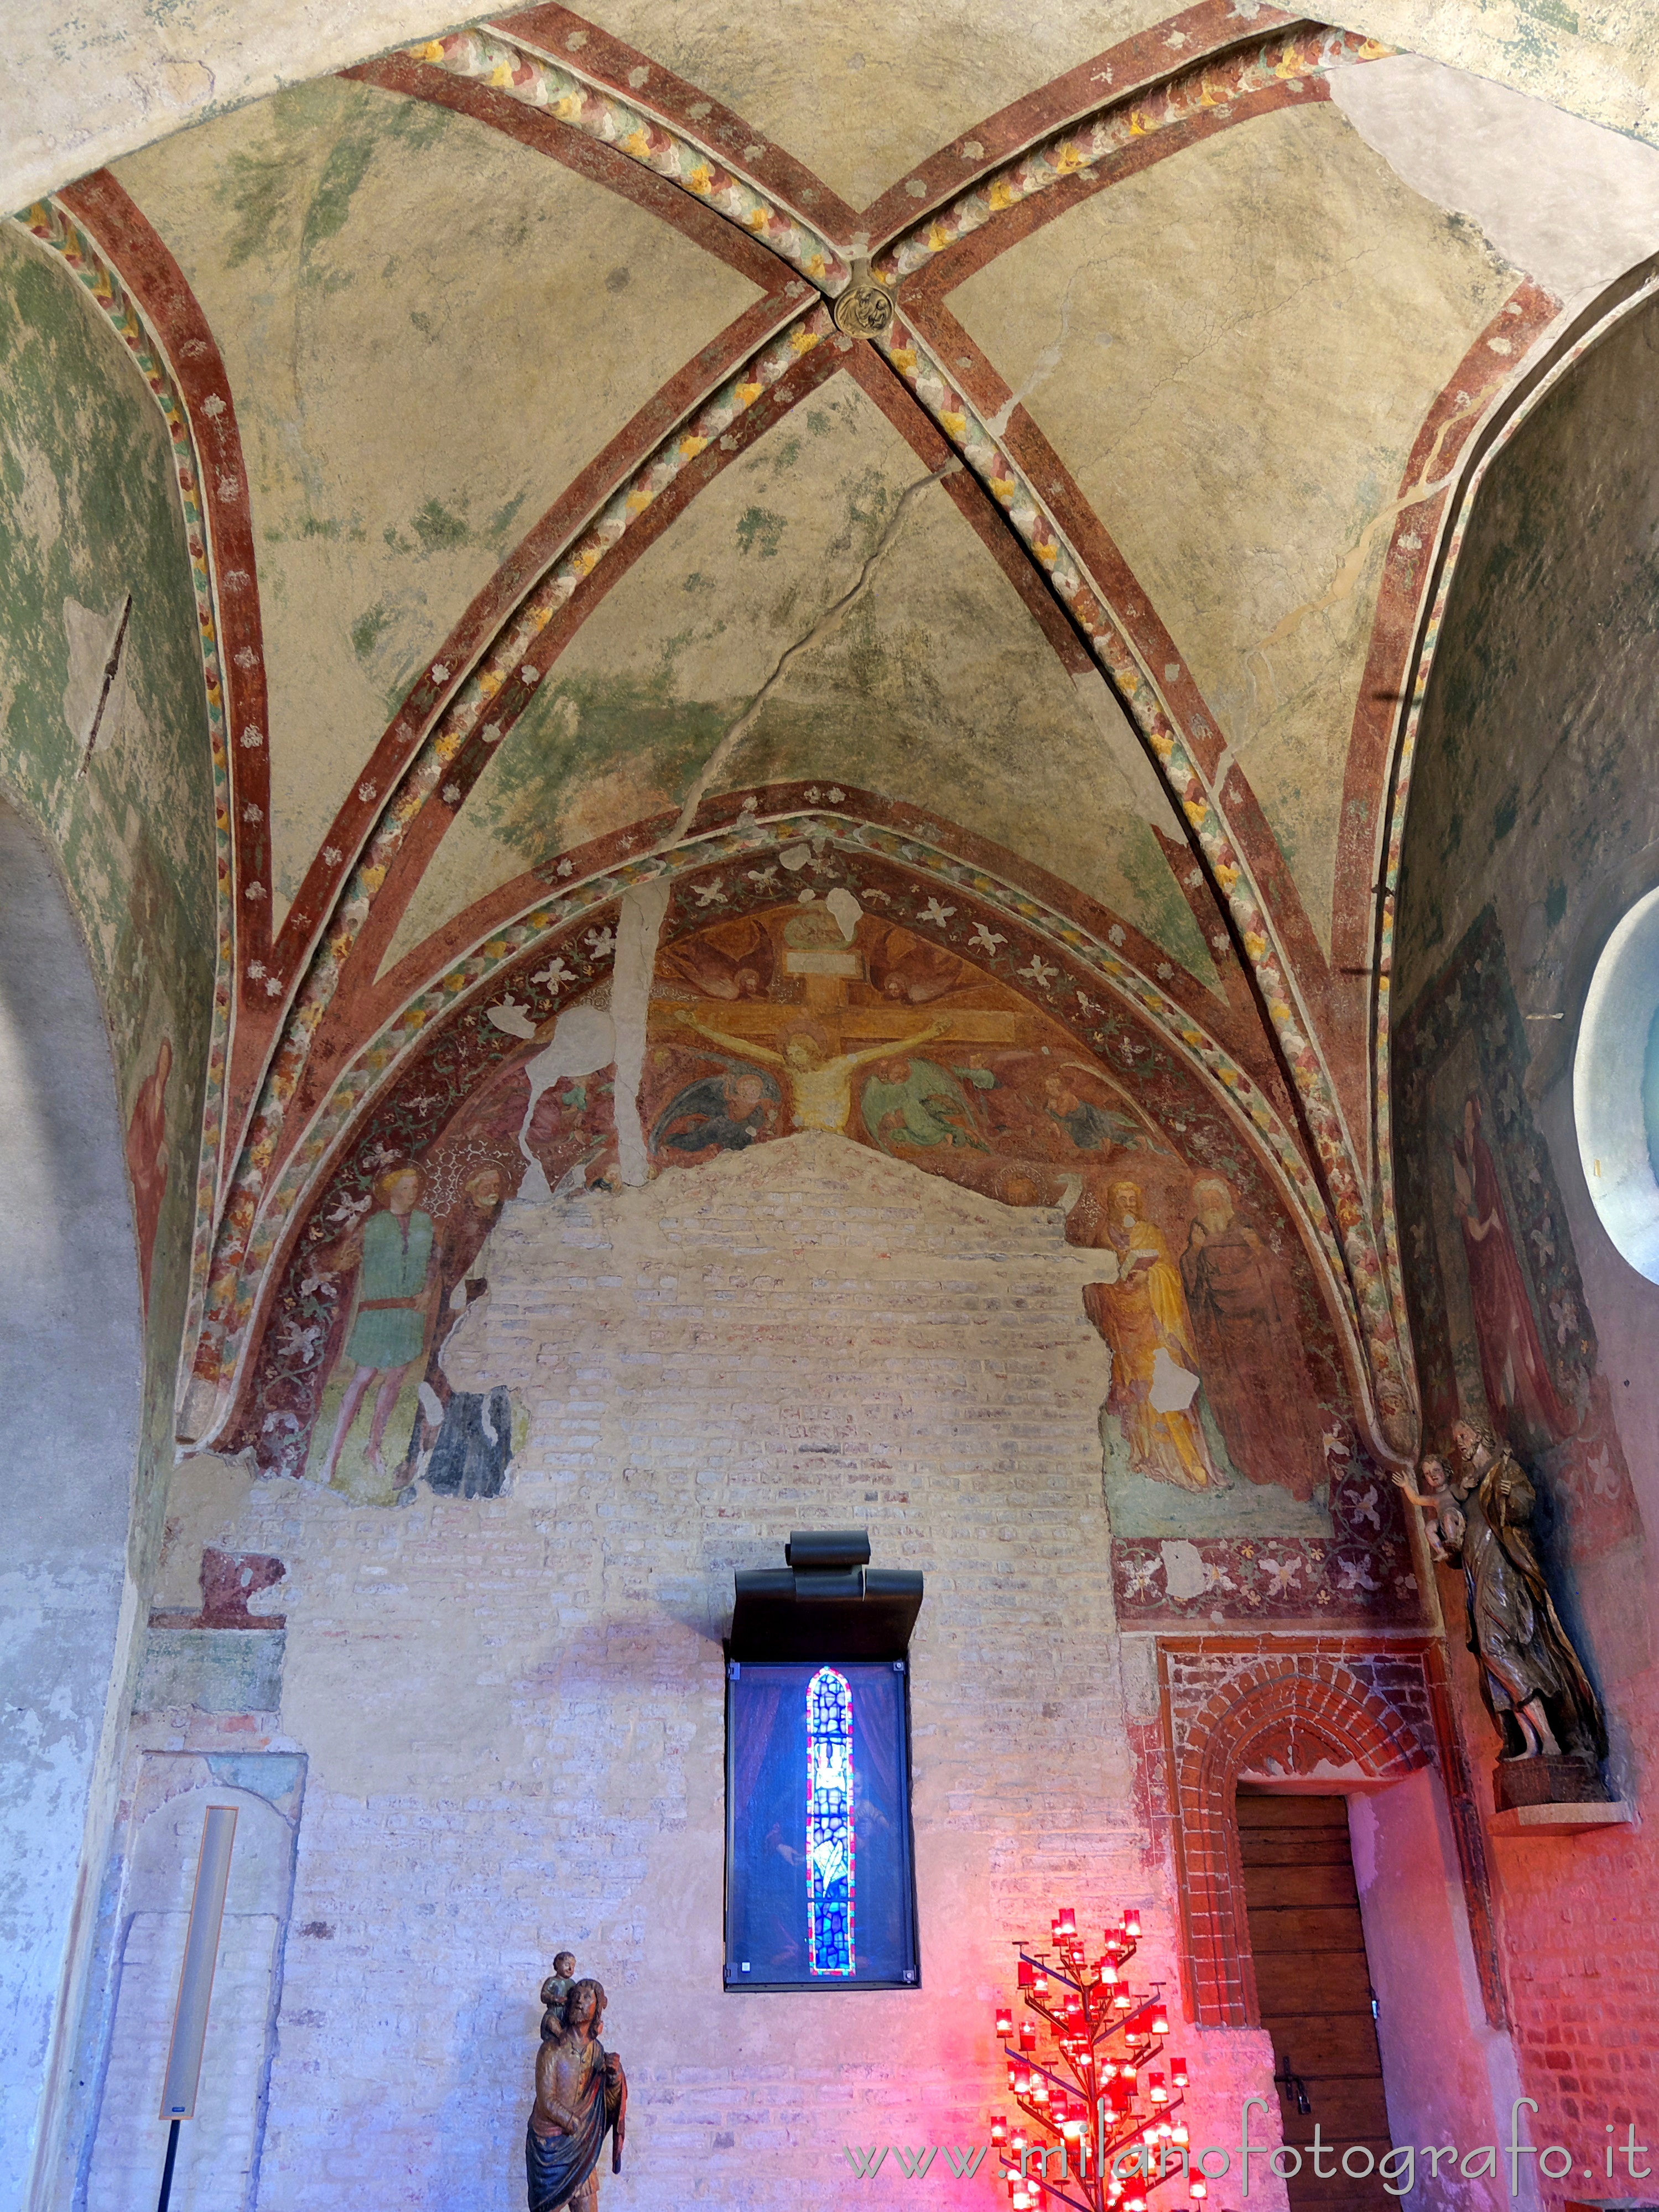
860,1054 -> 994,1154
1043,1070 -> 1146,1153
651,1065 -> 779,1159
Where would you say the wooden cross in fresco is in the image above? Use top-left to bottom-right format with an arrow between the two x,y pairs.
652,934 -> 1031,1134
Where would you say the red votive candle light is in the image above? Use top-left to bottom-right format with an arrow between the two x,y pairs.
1171,2054 -> 1189,2087
1057,1906 -> 1076,1935
1020,2020 -> 1037,2052
1018,1958 -> 1034,1989
1124,1908 -> 1141,1938
1148,2073 -> 1168,2106
1151,2005 -> 1169,2036
996,2006 -> 1014,2036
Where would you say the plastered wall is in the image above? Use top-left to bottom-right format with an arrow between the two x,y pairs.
1396,287 -> 1659,2184
0,218 -> 215,2205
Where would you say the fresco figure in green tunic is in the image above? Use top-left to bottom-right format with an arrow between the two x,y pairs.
322,1164 -> 437,1486
860,1054 -> 993,1154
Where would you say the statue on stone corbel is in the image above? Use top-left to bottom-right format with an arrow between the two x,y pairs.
526,1969 -> 626,2212
1398,1420 -> 1608,1809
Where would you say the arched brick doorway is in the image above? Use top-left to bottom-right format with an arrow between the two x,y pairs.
1159,1641 -> 1437,2027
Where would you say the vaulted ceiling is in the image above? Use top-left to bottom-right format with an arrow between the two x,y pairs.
18,0 -> 1659,1460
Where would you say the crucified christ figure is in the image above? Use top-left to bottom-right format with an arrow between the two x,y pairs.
663,1009 -> 951,1136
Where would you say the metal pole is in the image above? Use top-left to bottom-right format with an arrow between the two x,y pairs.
154,1805 -> 238,2212
155,2117 -> 182,2212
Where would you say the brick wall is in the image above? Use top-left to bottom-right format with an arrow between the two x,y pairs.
1444,1575 -> 1659,2197
190,1133 -> 1279,2211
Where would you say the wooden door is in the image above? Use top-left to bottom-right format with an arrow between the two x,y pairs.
1236,1791 -> 1393,2208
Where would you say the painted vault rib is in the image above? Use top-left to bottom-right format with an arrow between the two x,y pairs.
871,25 -> 1387,282
13,194 -> 241,1396
165,8 -> 1448,1457
348,13 -> 1415,1454
180,303 -> 835,1429
413,25 -> 849,287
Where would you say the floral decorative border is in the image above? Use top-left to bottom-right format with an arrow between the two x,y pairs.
231,801 -> 1419,1626
14,198 -> 238,1381
414,28 -> 847,284
874,26 -> 1382,281
188,307 -> 833,1396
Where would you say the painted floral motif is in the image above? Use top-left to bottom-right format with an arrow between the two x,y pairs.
186,306 -> 833,1414
226,793 -> 1380,1532
412,29 -> 847,287
873,28 -> 1386,283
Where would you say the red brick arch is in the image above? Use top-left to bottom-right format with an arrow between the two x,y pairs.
1159,1642 -> 1434,2026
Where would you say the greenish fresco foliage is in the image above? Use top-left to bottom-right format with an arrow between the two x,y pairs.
0,223 -> 217,1481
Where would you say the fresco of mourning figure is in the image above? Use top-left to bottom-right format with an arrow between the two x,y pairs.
259,900 -> 1360,1537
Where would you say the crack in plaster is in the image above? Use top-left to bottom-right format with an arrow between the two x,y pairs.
658,455 -> 962,851
527,459 -> 960,1199
1248,396 -> 1473,672
985,262 -> 1104,439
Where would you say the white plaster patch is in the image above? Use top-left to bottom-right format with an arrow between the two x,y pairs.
1148,1345 -> 1201,1413
1348,1789 -> 1378,1891
515,1001 -> 616,1201
11,435 -> 62,557
611,876 -> 672,1185
1159,1538 -> 1208,1602
62,595 -> 145,767
1332,54 -> 1659,305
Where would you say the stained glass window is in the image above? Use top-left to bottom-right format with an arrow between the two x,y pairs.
725,1659 -> 918,1989
805,1667 -> 854,1976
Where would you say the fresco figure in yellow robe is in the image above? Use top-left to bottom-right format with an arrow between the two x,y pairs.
1082,1179 -> 1218,1492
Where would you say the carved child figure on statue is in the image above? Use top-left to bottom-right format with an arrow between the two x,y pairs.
1392,1454 -> 1465,1564
539,1952 -> 577,2041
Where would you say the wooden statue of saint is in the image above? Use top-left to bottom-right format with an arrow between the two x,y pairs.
1437,1420 -> 1608,1785
526,1976 -> 626,2212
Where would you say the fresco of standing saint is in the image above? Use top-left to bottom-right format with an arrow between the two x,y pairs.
1179,1176 -> 1327,1500
1083,1180 -> 1219,1492
1452,1094 -> 1574,1449
316,1164 -> 438,1488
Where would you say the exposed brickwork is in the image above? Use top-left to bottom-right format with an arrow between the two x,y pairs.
1441,1578 -> 1659,2202
211,1137 -> 1180,2211
1158,1638 -> 1435,2026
